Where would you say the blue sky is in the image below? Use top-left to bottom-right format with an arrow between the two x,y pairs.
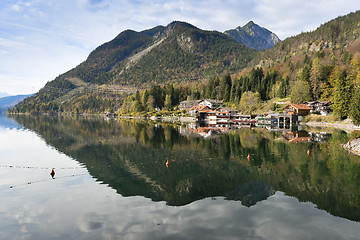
0,0 -> 359,95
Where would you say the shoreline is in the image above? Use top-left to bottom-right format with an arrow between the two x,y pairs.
302,121 -> 360,132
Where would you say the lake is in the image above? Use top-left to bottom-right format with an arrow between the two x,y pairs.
1,114 -> 360,239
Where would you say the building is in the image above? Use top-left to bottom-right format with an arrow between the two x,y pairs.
179,100 -> 202,111
179,99 -> 223,112
188,105 -> 211,115
197,107 -> 240,127
283,104 -> 312,116
304,101 -> 332,115
198,99 -> 223,109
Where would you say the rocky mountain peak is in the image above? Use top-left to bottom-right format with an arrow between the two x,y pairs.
225,21 -> 280,50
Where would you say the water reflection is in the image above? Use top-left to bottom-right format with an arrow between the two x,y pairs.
0,113 -> 24,130
10,115 -> 360,222
181,122 -> 333,143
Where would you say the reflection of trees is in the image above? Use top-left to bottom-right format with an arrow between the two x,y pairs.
239,128 -> 262,149
10,115 -> 360,221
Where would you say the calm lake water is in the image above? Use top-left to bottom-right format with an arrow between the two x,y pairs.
1,114 -> 360,239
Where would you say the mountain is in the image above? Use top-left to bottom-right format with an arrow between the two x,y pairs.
0,94 -> 33,113
62,21 -> 256,86
11,21 -> 256,114
225,21 -> 280,50
0,92 -> 10,98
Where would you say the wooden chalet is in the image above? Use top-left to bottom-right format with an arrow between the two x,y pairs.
283,104 -> 312,116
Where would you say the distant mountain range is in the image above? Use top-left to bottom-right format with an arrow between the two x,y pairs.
0,94 -> 33,112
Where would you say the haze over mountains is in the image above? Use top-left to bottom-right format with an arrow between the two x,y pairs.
11,10 -> 360,114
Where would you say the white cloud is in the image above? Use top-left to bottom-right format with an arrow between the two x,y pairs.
11,4 -> 22,12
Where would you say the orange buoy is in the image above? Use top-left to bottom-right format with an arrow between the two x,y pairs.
50,168 -> 55,179
166,160 -> 169,168
307,149 -> 310,155
247,154 -> 250,161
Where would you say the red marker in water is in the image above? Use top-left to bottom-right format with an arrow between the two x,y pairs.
50,168 -> 55,178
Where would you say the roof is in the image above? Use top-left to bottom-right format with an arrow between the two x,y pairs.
189,105 -> 210,111
305,101 -> 330,105
217,107 -> 238,112
201,99 -> 223,104
180,100 -> 201,104
284,104 -> 312,110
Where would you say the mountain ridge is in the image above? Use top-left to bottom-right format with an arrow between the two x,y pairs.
224,21 -> 281,50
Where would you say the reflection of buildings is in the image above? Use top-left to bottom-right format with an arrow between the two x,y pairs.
179,123 -> 239,138
180,121 -> 332,143
282,130 -> 312,143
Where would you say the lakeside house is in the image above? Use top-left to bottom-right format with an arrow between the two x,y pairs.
283,104 -> 312,116
304,101 -> 332,115
179,99 -> 223,111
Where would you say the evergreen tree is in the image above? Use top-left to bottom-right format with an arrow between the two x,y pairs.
147,96 -> 155,111
332,68 -> 353,119
349,87 -> 360,126
310,58 -> 322,100
219,73 -> 232,102
164,94 -> 172,110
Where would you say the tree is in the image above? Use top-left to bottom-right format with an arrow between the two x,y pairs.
239,91 -> 261,114
332,68 -> 353,119
351,52 -> 360,85
349,87 -> 360,126
131,100 -> 142,112
164,94 -> 172,110
310,58 -> 322,100
290,80 -> 312,103
298,66 -> 311,84
219,73 -> 232,102
279,76 -> 290,98
147,96 -> 155,111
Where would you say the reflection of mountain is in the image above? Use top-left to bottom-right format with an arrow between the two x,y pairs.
225,181 -> 275,207
11,115 -> 360,221
0,114 -> 24,130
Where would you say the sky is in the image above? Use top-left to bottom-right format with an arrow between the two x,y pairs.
0,0 -> 359,95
